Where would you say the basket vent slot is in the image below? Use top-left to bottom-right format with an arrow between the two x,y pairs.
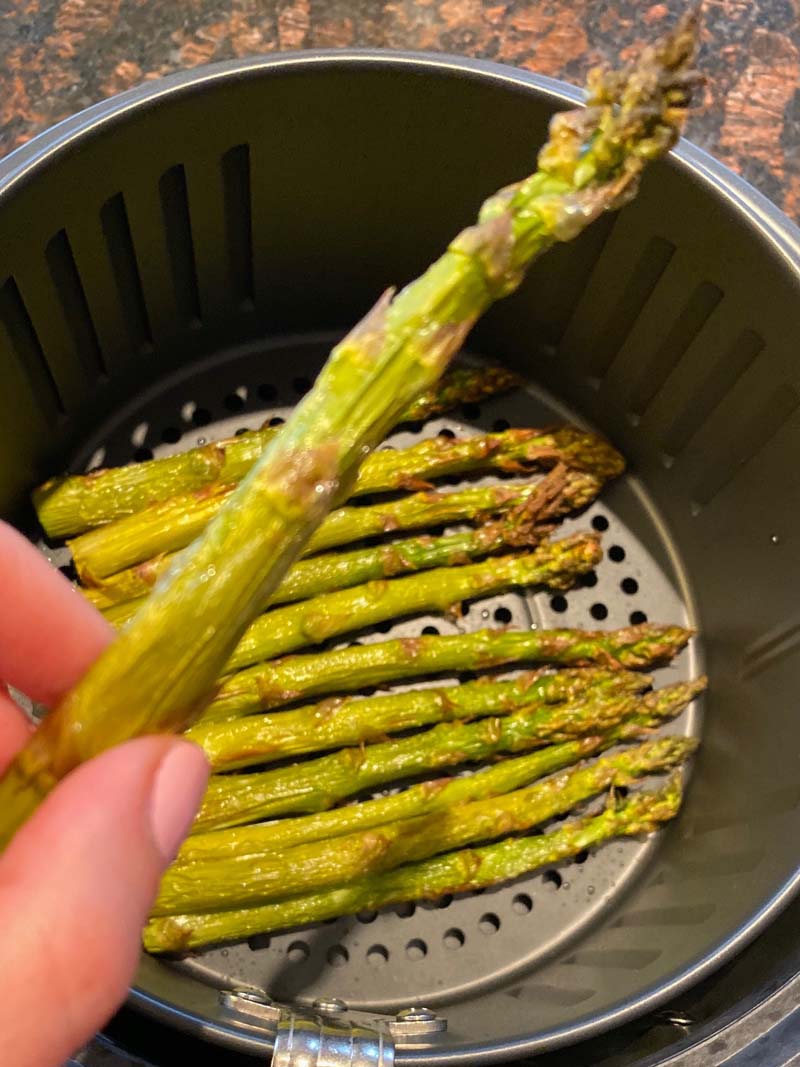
100,192 -> 153,354
584,236 -> 675,381
659,328 -> 764,458
627,281 -> 723,418
0,277 -> 63,415
45,230 -> 106,379
691,383 -> 799,508
222,144 -> 254,309
159,164 -> 201,328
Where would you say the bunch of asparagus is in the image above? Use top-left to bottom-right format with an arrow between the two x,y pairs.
0,12 -> 703,953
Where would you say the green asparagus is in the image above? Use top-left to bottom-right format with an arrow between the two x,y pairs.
35,364 -> 524,538
220,532 -> 599,674
0,14 -> 699,844
99,466 -> 566,625
193,679 -> 702,831
84,466 -> 596,609
204,623 -> 694,723
156,736 -> 695,915
71,428 -> 620,582
144,775 -> 683,951
187,666 -> 650,773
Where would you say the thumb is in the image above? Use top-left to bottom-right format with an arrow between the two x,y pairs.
0,736 -> 209,1067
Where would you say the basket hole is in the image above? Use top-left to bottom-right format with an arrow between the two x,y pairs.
574,850 -> 589,865
608,545 -> 626,563
376,621 -> 394,634
268,416 -> 285,427
133,447 -> 154,462
443,928 -> 465,950
235,427 -> 251,436
367,944 -> 389,966
461,402 -> 481,419
405,938 -> 428,961
492,418 -> 510,432
590,603 -> 608,621
396,902 -> 416,918
192,407 -> 212,427
224,392 -> 245,413
421,625 -> 440,636
616,785 -> 629,799
621,577 -> 639,595
494,606 -> 512,624
286,941 -> 309,963
357,910 -> 378,924
326,945 -> 349,968
543,870 -> 563,890
550,595 -> 568,614
512,893 -> 533,915
258,383 -> 278,402
248,934 -> 271,951
592,514 -> 609,532
442,474 -> 462,486
403,419 -> 424,435
293,376 -> 311,396
437,894 -> 454,909
161,426 -> 182,444
438,427 -> 456,439
479,913 -> 501,935
580,570 -> 598,589
630,610 -> 648,625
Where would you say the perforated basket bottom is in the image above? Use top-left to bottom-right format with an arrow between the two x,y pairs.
48,333 -> 701,1015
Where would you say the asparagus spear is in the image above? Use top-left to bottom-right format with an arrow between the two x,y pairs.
144,775 -> 683,951
222,532 -> 600,674
70,428 -> 619,582
99,465 -> 568,624
84,466 -> 596,609
194,679 -> 702,831
205,623 -> 693,723
34,364 -> 524,538
178,693 -> 650,862
156,736 -> 695,915
187,666 -> 650,773
0,15 -> 699,843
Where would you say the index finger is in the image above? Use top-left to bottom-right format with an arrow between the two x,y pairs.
0,522 -> 113,707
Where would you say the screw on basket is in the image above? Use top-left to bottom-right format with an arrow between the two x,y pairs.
388,1006 -> 447,1038
313,997 -> 348,1016
272,1013 -> 394,1067
219,988 -> 282,1027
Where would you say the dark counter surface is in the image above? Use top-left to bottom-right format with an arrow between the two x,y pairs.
0,0 -> 798,221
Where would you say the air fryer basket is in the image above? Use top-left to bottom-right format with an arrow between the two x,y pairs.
0,52 -> 799,1065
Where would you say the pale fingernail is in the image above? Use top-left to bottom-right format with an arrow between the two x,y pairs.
149,742 -> 209,864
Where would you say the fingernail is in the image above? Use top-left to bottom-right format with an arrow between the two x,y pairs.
149,742 -> 210,864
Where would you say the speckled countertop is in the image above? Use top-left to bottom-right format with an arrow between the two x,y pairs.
0,0 -> 798,221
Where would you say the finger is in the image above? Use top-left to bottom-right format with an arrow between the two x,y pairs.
0,522 -> 112,706
0,735 -> 209,1067
0,688 -> 33,774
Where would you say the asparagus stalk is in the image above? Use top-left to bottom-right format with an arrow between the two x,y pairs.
0,15 -> 699,844
34,364 -> 524,538
187,666 -> 650,773
221,532 -> 600,674
193,679 -> 702,831
178,695 -> 647,863
70,428 -> 619,583
84,466 -> 597,609
155,736 -> 695,915
99,466 -> 568,625
205,623 -> 694,723
144,775 -> 683,951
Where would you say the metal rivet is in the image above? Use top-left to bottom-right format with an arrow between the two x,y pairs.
389,1006 -> 446,1038
219,989 -> 281,1026
313,997 -> 347,1015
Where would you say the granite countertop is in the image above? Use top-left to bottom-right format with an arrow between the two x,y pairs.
0,0 -> 798,222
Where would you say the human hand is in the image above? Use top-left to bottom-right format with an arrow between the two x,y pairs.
0,521 -> 210,1067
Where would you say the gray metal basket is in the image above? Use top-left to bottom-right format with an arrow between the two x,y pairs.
0,51 -> 798,1066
